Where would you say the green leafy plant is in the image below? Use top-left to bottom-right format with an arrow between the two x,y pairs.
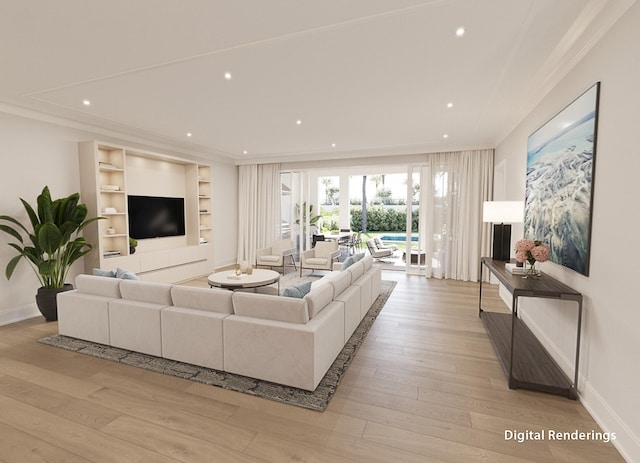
0,186 -> 104,288
295,202 -> 321,233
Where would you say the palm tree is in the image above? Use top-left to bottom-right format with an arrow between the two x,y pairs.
320,177 -> 334,205
326,186 -> 339,205
361,175 -> 367,232
370,175 -> 383,190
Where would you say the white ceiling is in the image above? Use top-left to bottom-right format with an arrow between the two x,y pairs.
0,0 -> 633,163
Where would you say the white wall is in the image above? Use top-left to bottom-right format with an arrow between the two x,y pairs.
211,160 -> 238,269
0,113 -> 85,324
0,111 -> 238,325
495,3 -> 640,461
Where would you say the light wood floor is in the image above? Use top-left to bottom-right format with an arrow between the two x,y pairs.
0,272 -> 624,462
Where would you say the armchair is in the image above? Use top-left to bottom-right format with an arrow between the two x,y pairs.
256,239 -> 296,274
300,241 -> 340,276
366,239 -> 394,261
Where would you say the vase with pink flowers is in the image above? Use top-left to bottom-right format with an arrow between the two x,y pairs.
515,239 -> 551,278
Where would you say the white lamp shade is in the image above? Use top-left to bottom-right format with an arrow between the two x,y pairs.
483,201 -> 524,223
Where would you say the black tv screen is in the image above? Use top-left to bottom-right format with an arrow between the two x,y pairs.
127,195 -> 186,239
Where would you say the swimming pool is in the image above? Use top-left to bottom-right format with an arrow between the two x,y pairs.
380,235 -> 418,242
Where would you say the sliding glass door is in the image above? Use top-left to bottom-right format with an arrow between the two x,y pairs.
405,166 -> 426,275
281,170 -> 314,259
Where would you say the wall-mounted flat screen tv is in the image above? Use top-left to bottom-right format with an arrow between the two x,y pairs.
127,195 -> 186,239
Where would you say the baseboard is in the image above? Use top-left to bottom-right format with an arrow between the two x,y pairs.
215,259 -> 238,272
0,303 -> 40,326
527,312 -> 639,461
579,379 -> 639,463
497,288 -> 638,462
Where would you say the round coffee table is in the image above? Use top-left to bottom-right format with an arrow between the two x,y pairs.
208,269 -> 280,292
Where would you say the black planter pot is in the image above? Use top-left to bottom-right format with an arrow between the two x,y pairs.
35,284 -> 73,322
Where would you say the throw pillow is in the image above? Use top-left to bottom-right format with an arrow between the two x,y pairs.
341,256 -> 355,270
93,268 -> 116,278
353,252 -> 365,262
282,280 -> 313,298
116,267 -> 139,280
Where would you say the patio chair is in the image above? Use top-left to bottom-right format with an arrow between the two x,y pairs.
353,231 -> 362,250
256,239 -> 296,273
366,239 -> 394,261
374,237 -> 398,252
311,234 -> 325,248
338,229 -> 356,255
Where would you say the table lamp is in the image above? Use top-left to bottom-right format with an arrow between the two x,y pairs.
483,201 -> 524,261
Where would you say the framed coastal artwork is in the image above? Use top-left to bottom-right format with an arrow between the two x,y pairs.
523,82 -> 600,276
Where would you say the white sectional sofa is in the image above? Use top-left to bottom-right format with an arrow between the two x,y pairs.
57,254 -> 382,391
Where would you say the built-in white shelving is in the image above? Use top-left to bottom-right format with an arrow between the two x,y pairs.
78,140 -> 214,282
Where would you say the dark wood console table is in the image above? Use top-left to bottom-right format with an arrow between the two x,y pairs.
478,257 -> 583,399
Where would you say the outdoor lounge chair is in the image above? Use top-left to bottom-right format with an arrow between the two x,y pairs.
374,237 -> 398,252
366,238 -> 394,261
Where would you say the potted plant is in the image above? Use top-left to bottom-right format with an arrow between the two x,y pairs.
0,186 -> 103,321
295,202 -> 321,236
129,237 -> 138,254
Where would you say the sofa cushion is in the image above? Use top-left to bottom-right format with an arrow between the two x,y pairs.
361,254 -> 373,270
170,285 -> 233,314
304,284 -> 333,319
328,270 -> 351,297
119,280 -> 173,306
161,306 -> 227,370
282,281 -> 313,298
109,299 -> 163,356
347,261 -> 364,280
116,267 -> 139,280
57,290 -> 112,345
76,274 -> 121,298
341,255 -> 355,270
232,292 -> 309,324
92,268 -> 116,278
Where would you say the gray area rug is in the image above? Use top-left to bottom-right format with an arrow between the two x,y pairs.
39,279 -> 396,411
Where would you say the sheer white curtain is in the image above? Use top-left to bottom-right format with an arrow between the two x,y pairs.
420,149 -> 493,281
237,163 -> 281,264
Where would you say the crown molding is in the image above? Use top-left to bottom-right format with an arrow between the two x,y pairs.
0,100 -> 236,166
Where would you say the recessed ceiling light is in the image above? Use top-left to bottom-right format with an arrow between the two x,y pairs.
186,132 -> 192,137
82,99 -> 91,106
443,134 -> 449,138
455,27 -> 465,37
447,102 -> 454,108
224,72 -> 232,80
331,143 -> 336,148
243,150 -> 248,154
296,120 -> 302,125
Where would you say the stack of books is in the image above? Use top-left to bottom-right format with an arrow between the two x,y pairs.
505,263 -> 526,275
